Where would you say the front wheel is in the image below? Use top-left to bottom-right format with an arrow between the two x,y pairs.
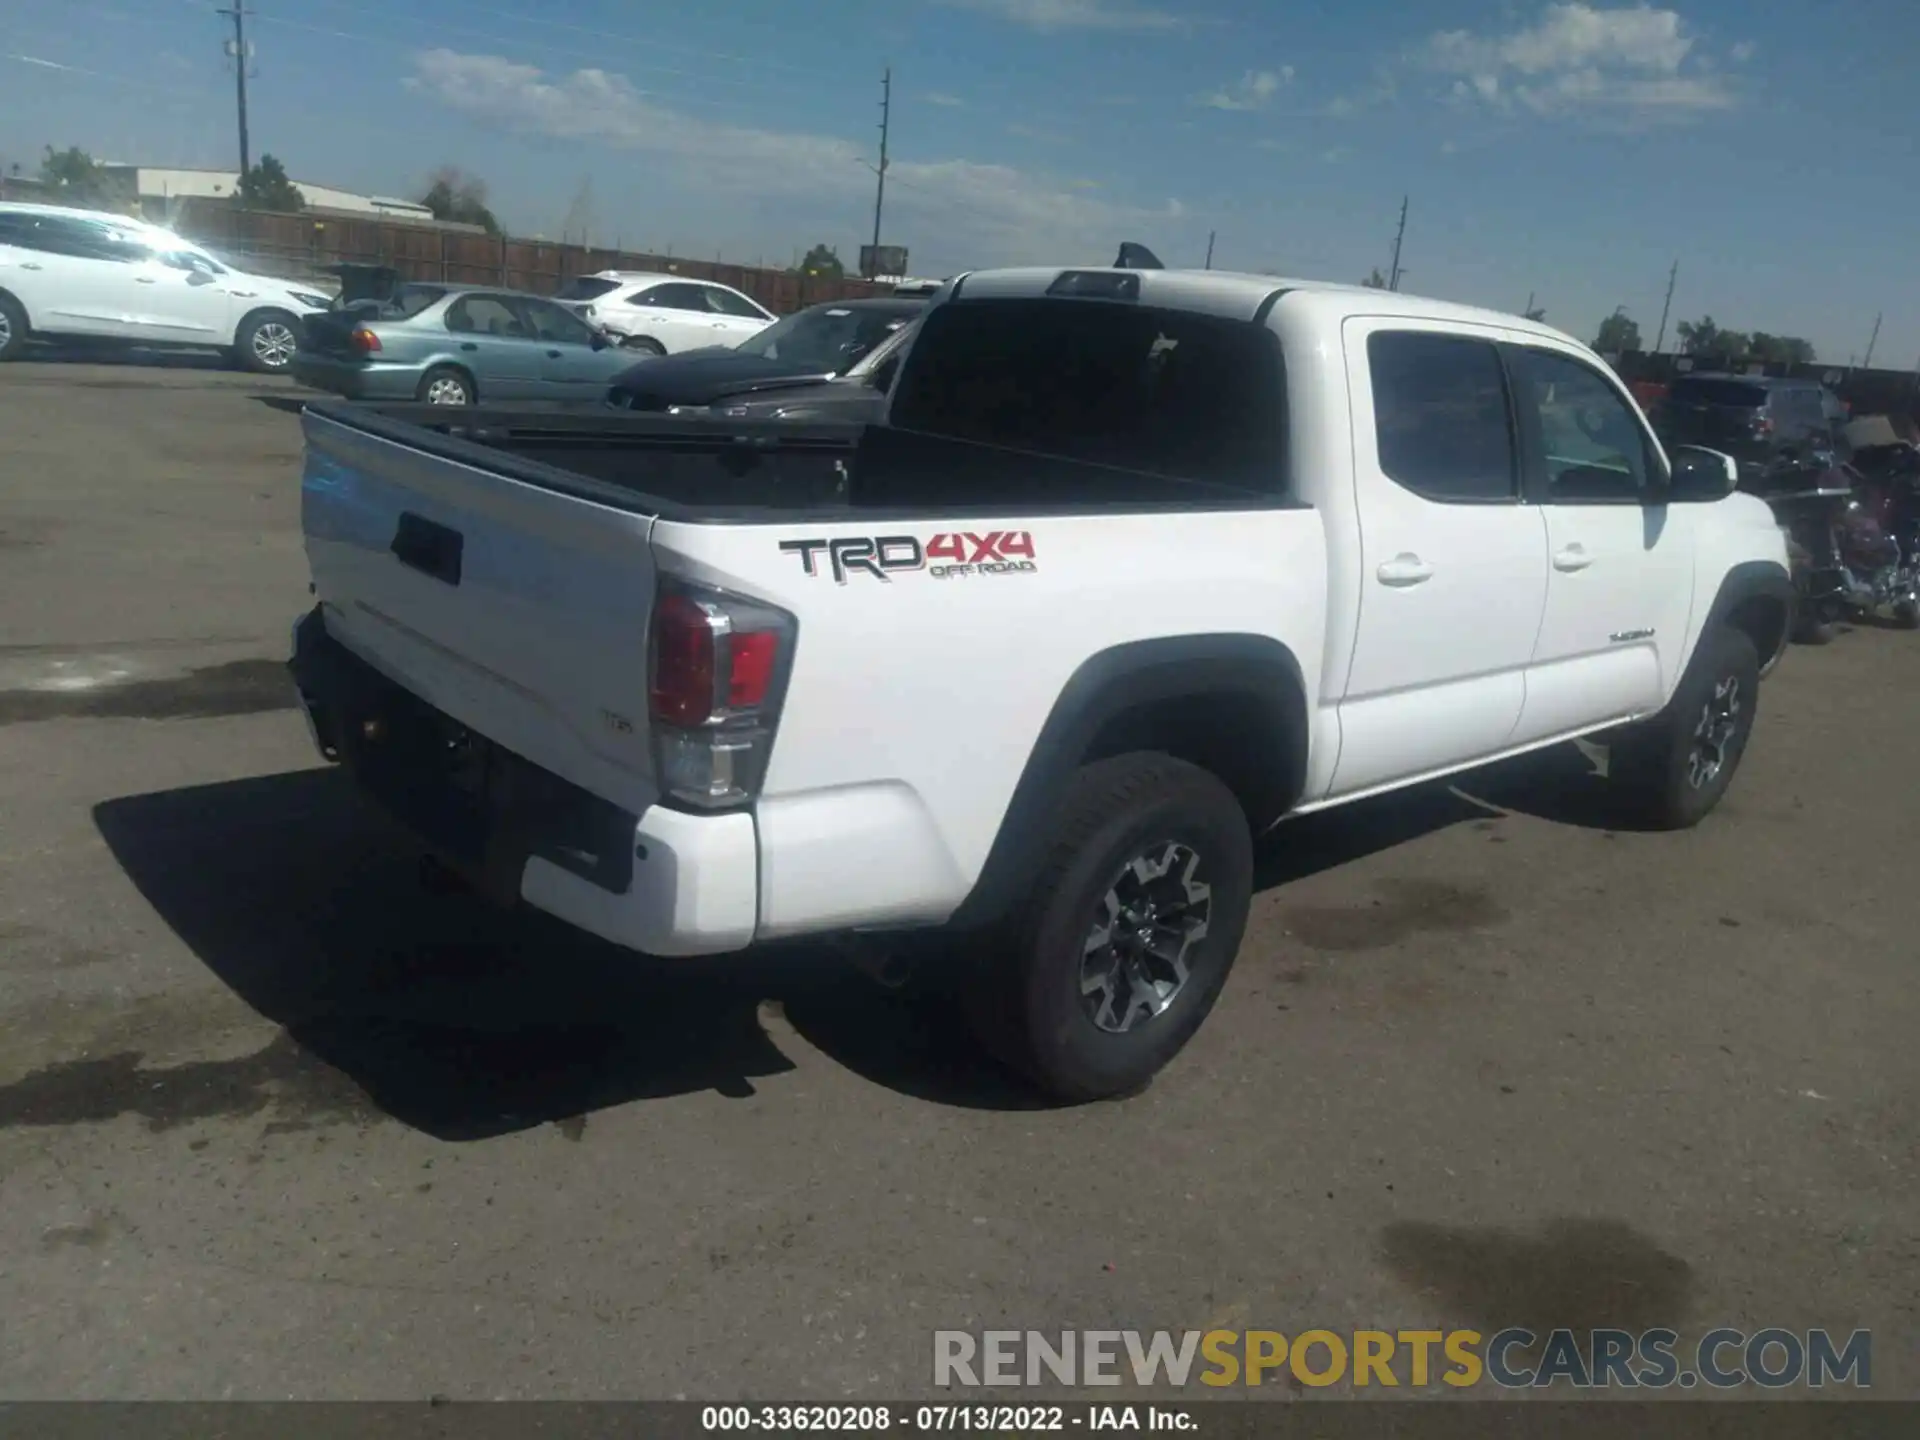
620,335 -> 666,356
1611,626 -> 1760,830
234,310 -> 301,374
964,753 -> 1254,1102
416,365 -> 474,406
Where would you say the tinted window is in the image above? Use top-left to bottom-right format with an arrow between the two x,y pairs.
888,298 -> 1285,491
1669,378 -> 1769,408
706,286 -> 769,320
446,294 -> 525,336
553,276 -> 622,302
519,298 -> 596,345
633,283 -> 710,312
1366,331 -> 1516,501
1514,347 -> 1654,502
0,215 -> 147,263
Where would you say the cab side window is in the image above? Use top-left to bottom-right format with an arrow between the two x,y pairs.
1366,331 -> 1518,502
1512,347 -> 1657,503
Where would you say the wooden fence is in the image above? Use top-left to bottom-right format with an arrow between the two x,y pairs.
172,201 -> 890,315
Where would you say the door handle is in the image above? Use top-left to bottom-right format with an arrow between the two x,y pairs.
135,276 -> 157,284
1553,545 -> 1595,572
459,342 -> 478,352
18,262 -> 43,271
546,349 -> 562,358
1376,554 -> 1434,587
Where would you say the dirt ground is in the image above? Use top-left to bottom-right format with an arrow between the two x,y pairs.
0,354 -> 1914,1401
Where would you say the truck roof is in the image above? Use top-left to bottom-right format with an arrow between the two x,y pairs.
946,265 -> 1584,351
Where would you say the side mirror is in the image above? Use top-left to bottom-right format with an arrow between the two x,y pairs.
590,331 -> 612,350
186,271 -> 215,287
1669,445 -> 1739,501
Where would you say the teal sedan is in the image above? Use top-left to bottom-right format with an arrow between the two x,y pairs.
292,283 -> 635,405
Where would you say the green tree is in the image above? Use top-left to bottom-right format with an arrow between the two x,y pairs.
420,166 -> 502,235
797,243 -> 844,278
38,145 -> 132,208
1594,306 -> 1642,354
1675,315 -> 1720,357
1748,332 -> 1818,366
1360,267 -> 1388,289
236,153 -> 305,211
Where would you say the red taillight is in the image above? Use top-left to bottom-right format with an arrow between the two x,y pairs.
350,326 -> 382,354
1753,415 -> 1773,436
649,592 -> 719,727
646,584 -> 794,808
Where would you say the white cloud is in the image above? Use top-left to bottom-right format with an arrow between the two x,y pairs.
939,0 -> 1184,33
1730,40 -> 1757,63
923,91 -> 965,107
1196,67 -> 1293,111
404,50 -> 1184,268
1417,4 -> 1736,121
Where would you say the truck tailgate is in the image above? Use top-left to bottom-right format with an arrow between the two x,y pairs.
299,408 -> 661,817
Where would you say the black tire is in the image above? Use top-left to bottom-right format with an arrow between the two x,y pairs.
1611,626 -> 1761,831
620,335 -> 666,355
416,365 -> 475,406
963,753 -> 1254,1103
0,292 -> 27,361
233,309 -> 302,374
1893,599 -> 1920,631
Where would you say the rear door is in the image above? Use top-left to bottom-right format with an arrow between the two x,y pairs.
1329,321 -> 1550,798
300,409 -> 662,816
622,282 -> 722,352
1,214 -> 149,338
444,292 -> 543,400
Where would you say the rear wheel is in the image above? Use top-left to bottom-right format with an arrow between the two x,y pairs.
963,753 -> 1253,1102
416,365 -> 474,406
620,335 -> 666,355
1611,626 -> 1760,830
234,310 -> 301,374
0,292 -> 28,361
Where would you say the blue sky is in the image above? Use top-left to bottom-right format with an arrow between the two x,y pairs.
3,0 -> 1916,364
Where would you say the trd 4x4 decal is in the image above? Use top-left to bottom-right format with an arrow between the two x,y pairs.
778,532 -> 1038,584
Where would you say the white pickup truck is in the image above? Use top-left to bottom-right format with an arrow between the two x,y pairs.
289,265 -> 1793,1101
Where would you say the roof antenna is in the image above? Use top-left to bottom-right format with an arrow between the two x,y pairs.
1112,241 -> 1164,270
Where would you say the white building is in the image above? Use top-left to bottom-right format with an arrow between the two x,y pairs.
100,164 -> 438,224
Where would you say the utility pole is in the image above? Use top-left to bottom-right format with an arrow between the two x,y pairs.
1653,258 -> 1678,355
1524,290 -> 1534,316
1387,195 -> 1408,292
868,66 -> 891,279
1204,231 -> 1215,269
216,3 -> 254,180
1863,312 -> 1882,371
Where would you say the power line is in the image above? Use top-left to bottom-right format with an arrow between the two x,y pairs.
214,2 -> 253,177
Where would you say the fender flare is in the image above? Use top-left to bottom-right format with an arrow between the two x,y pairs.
1699,559 -> 1795,679
945,633 -> 1309,930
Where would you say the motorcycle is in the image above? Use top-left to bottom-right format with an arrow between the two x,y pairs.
1746,442 -> 1920,643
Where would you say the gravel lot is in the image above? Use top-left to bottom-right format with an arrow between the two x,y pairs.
0,355 -> 1914,1401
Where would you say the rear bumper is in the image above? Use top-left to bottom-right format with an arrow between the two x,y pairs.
290,354 -> 424,401
287,608 -> 759,957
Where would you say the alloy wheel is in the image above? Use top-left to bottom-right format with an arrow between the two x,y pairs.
425,377 -> 470,405
1688,674 -> 1742,790
251,322 -> 298,369
1079,841 -> 1212,1034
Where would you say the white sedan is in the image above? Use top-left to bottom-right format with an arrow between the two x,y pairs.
552,270 -> 775,356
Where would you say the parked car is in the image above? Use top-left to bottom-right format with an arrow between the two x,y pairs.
288,264 -> 1792,1101
291,283 -> 630,405
605,297 -> 924,412
701,315 -> 918,425
1652,373 -> 1843,481
552,270 -> 775,355
0,201 -> 332,372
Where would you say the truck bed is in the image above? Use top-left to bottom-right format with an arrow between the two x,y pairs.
305,401 -> 1301,521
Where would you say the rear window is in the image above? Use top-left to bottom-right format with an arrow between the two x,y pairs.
1670,378 -> 1769,408
887,298 -> 1286,492
390,285 -> 446,318
553,276 -> 622,302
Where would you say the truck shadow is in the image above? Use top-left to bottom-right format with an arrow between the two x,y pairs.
90,769 -> 1043,1134
89,743 -> 1643,1137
